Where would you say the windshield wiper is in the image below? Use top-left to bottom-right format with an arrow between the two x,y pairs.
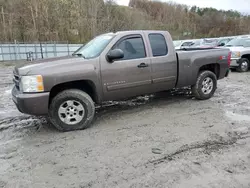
73,53 -> 86,58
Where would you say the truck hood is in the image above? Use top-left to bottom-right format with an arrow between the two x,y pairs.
15,56 -> 90,75
225,46 -> 245,52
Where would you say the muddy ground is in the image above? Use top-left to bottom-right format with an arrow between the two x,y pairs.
0,63 -> 250,188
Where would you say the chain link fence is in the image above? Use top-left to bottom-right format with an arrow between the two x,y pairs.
0,41 -> 82,61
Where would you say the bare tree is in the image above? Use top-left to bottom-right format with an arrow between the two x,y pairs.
0,0 -> 249,42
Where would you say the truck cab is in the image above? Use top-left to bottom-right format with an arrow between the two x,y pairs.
98,31 -> 177,101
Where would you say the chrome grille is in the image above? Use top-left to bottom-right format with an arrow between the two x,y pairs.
13,73 -> 20,90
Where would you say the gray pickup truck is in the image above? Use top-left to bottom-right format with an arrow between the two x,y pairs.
12,30 -> 230,131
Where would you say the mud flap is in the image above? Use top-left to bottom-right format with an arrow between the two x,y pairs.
225,69 -> 230,77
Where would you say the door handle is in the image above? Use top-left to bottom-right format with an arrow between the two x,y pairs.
137,63 -> 149,68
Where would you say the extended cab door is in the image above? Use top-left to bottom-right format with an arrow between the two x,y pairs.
146,32 -> 177,92
100,34 -> 152,101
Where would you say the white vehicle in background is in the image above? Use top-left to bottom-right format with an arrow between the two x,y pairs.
173,40 -> 195,50
188,38 -> 218,48
225,36 -> 250,72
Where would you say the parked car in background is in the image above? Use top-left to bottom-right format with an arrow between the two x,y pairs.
12,30 -> 230,131
225,36 -> 250,72
173,40 -> 195,50
189,39 -> 218,48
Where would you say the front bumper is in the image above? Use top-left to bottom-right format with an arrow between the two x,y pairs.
12,87 -> 49,115
230,58 -> 240,67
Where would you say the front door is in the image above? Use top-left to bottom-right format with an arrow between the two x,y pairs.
101,35 -> 152,101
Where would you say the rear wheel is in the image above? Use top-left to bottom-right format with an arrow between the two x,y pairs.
192,71 -> 217,100
48,89 -> 95,132
236,58 -> 249,72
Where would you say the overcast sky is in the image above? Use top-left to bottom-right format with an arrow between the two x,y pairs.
115,0 -> 250,13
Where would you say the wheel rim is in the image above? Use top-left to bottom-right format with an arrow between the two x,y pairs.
201,77 -> 213,95
241,61 -> 248,71
58,100 -> 85,125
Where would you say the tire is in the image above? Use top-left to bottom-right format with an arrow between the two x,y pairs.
191,71 -> 217,100
236,58 -> 249,72
48,89 -> 95,132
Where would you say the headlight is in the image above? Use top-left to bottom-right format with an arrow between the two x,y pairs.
20,75 -> 44,93
231,51 -> 241,58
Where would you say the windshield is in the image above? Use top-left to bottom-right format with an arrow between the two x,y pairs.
190,40 -> 202,47
73,34 -> 115,59
225,38 -> 250,47
218,38 -> 231,45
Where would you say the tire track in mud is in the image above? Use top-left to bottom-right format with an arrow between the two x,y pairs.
148,136 -> 239,165
0,116 -> 47,163
142,75 -> 250,179
0,116 -> 45,131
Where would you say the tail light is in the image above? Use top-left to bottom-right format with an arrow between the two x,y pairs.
227,52 -> 231,67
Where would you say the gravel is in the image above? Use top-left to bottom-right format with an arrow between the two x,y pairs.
0,65 -> 250,188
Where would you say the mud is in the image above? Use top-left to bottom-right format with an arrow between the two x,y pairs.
0,64 -> 250,188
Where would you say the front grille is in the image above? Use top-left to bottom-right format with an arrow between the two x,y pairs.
13,73 -> 20,90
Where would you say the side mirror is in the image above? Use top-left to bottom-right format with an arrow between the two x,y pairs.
219,43 -> 225,46
107,49 -> 124,62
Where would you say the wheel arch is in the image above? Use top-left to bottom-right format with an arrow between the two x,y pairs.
241,54 -> 250,65
49,80 -> 99,106
198,63 -> 220,79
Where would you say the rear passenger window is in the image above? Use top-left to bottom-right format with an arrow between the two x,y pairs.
114,37 -> 146,60
149,34 -> 168,57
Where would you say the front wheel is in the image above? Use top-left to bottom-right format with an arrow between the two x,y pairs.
192,71 -> 217,100
48,89 -> 95,132
236,58 -> 249,72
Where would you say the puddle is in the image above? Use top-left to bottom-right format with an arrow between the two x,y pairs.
226,111 -> 250,122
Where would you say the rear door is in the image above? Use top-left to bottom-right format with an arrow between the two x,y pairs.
146,32 -> 177,92
101,34 -> 152,101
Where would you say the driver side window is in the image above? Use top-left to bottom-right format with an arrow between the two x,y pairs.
113,36 -> 146,60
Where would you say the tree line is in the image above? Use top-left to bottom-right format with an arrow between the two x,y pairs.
0,0 -> 249,43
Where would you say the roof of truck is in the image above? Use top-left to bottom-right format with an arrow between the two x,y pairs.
115,30 -> 168,34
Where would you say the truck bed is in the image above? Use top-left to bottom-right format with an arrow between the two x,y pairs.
176,48 -> 230,88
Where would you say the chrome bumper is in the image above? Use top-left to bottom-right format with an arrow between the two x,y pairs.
230,58 -> 240,67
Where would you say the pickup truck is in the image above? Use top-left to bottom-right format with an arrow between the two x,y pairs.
12,30 -> 230,131
225,36 -> 250,72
